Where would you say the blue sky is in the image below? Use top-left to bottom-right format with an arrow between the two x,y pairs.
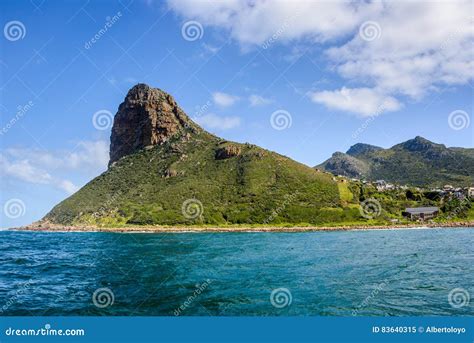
1,0 -> 473,228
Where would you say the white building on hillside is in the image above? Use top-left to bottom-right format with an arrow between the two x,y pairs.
468,187 -> 474,198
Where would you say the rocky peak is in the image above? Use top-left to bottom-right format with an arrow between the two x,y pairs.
319,151 -> 369,178
332,151 -> 347,158
109,84 -> 199,165
396,136 -> 444,152
346,143 -> 383,157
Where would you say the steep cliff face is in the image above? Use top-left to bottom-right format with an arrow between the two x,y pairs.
109,83 -> 199,165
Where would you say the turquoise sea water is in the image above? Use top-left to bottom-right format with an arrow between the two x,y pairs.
0,228 -> 473,316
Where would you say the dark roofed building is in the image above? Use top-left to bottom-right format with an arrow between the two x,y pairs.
403,207 -> 439,221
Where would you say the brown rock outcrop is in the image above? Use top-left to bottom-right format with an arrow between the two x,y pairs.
215,144 -> 242,160
109,83 -> 199,165
162,168 -> 178,178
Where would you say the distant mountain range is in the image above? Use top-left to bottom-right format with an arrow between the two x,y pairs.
317,136 -> 474,187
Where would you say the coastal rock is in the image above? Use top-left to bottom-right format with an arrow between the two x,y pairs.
109,83 -> 199,165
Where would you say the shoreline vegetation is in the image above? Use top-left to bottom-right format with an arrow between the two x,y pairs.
11,220 -> 474,233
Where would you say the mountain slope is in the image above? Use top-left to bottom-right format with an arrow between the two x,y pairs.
346,143 -> 383,157
45,84 -> 348,226
318,152 -> 370,178
318,136 -> 474,187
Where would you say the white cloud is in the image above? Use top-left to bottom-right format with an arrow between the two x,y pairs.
0,140 -> 108,195
0,155 -> 52,184
326,1 -> 474,101
309,87 -> 402,117
167,0 -> 380,46
249,94 -> 273,107
63,141 -> 109,170
198,43 -> 221,59
212,92 -> 240,107
202,43 -> 219,54
58,180 -> 79,194
168,0 -> 474,115
0,154 -> 78,195
6,140 -> 109,171
195,113 -> 241,130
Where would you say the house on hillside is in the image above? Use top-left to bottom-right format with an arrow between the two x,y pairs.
468,187 -> 474,198
375,180 -> 397,191
453,189 -> 466,200
403,207 -> 439,221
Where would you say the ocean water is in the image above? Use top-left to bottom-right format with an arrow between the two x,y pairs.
0,228 -> 473,316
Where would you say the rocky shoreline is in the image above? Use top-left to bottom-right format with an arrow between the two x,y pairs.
10,221 -> 474,233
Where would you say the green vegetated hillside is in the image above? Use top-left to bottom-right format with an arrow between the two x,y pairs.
44,84 -> 350,226
43,84 -> 473,227
45,131 -> 349,226
318,136 -> 474,187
